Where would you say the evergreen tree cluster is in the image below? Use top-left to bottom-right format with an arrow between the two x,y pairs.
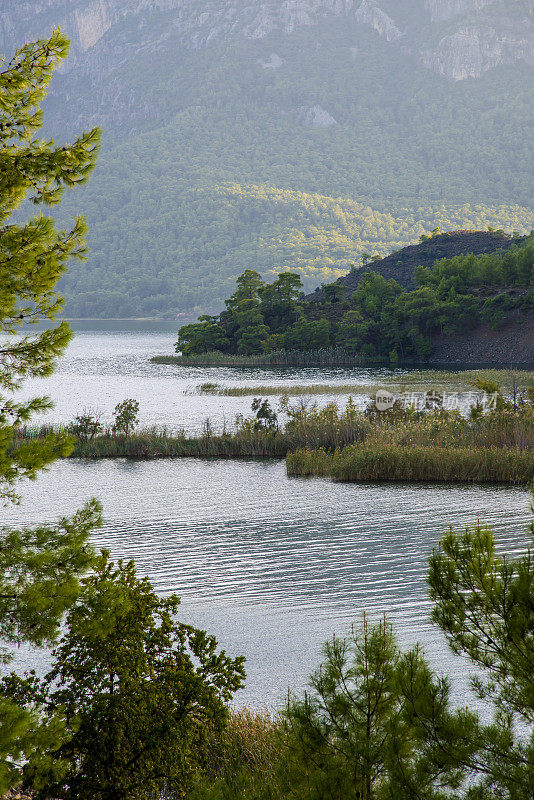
176,233 -> 534,363
58,180 -> 534,318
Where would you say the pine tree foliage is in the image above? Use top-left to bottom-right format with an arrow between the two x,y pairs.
0,30 -> 101,793
281,617 -> 479,800
0,28 -> 100,503
429,509 -> 534,799
4,553 -> 246,800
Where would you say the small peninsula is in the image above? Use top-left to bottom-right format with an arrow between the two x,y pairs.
156,230 -> 534,367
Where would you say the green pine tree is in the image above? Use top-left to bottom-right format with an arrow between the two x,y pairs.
0,30 -> 101,792
281,617 -> 478,800
429,494 -> 534,799
4,553 -> 246,800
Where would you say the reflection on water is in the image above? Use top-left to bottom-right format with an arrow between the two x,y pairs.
4,457 -> 531,708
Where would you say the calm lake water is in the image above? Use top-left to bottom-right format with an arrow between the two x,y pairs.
5,322 -> 533,708
15,320 -> 395,432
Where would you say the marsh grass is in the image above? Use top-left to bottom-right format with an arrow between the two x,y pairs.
193,368 -> 534,399
151,348 -> 362,367
285,401 -> 534,484
287,444 -> 534,484
196,383 -> 375,396
388,369 -> 534,392
16,401 -> 534,484
16,417 -> 367,460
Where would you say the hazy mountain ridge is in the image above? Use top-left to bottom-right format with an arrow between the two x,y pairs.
424,0 -> 497,21
2,0 -> 532,316
2,0 -> 532,87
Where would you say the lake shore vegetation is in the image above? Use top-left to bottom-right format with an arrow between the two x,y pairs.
16,383 -> 534,484
152,347 -> 364,368
287,444 -> 534,484
168,233 -> 534,367
5,553 -> 245,800
193,368 -> 534,396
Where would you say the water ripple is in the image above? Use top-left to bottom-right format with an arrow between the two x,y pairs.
4,458 -> 530,707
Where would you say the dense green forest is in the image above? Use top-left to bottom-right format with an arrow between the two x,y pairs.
42,10 -> 534,316
57,179 -> 534,317
176,232 -> 534,363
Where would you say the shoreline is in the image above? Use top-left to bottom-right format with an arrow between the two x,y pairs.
152,354 -> 534,369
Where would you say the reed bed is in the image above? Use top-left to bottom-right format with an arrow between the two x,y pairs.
196,383 -> 375,396
15,402 -> 534,486
287,444 -> 534,484
71,431 -> 289,459
191,708 -> 283,800
16,400 -> 374,460
151,348 -> 363,367
360,409 -> 534,452
196,374 -> 534,398
16,418 -> 368,460
387,368 -> 534,390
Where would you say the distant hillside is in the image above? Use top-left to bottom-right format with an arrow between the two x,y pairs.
57,183 -> 534,317
306,229 -> 523,301
2,0 -> 533,316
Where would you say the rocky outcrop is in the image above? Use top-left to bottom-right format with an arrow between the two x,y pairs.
75,0 -> 112,51
354,0 -> 403,41
1,0 -> 531,80
180,0 -> 359,45
421,23 -> 534,80
430,311 -> 534,365
0,0 -> 532,103
257,52 -> 284,69
297,105 -> 337,126
0,0 -> 120,59
1,0 -> 362,59
424,0 -> 497,22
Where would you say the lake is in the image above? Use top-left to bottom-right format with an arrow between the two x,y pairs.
14,320 -> 401,432
4,322 -> 532,709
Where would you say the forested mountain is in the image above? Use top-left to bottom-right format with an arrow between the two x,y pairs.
2,0 -> 533,316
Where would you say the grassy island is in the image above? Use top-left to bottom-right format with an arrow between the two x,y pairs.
19,383 -> 534,485
287,444 -> 534,484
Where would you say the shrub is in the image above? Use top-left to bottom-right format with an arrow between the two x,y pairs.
112,398 -> 139,437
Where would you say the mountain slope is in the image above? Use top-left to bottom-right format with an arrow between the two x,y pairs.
59,180 -> 533,316
2,0 -> 533,316
306,229 -> 522,300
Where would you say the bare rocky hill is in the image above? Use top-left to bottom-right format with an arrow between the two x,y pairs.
305,230 -> 534,366
306,230 -> 520,300
430,311 -> 534,365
